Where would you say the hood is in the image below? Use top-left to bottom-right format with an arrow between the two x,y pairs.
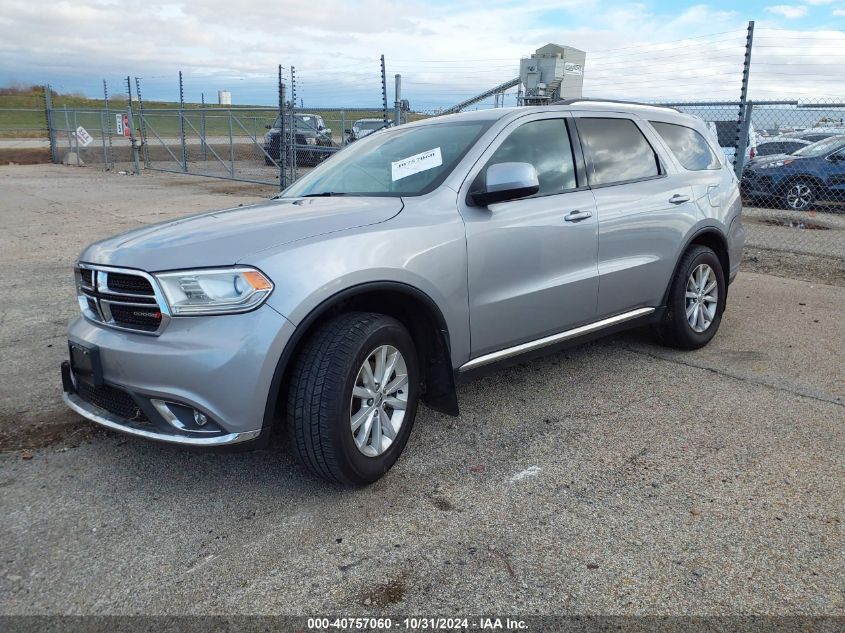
80,196 -> 403,270
747,153 -> 801,169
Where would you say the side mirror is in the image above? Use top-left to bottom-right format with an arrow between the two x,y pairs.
265,124 -> 271,129
344,129 -> 352,134
470,162 -> 540,206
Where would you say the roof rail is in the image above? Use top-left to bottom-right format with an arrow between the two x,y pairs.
553,98 -> 680,112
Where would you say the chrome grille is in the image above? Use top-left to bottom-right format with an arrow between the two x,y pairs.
75,264 -> 170,335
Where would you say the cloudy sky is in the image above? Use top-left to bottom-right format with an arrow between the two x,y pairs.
0,0 -> 844,108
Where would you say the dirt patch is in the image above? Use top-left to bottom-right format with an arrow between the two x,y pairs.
0,148 -> 51,165
359,573 -> 407,607
0,410 -> 103,453
742,247 -> 845,287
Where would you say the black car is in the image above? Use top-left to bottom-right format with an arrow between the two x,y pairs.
263,113 -> 334,166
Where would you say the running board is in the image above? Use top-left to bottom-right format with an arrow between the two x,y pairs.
459,307 -> 656,372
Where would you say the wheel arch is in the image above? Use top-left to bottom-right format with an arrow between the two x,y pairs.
778,173 -> 825,197
261,281 -> 459,438
661,226 -> 731,309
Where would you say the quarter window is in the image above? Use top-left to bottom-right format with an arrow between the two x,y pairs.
577,118 -> 661,186
650,121 -> 720,171
481,119 -> 577,196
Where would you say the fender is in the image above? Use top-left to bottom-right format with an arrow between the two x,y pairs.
259,281 -> 459,441
660,223 -> 731,309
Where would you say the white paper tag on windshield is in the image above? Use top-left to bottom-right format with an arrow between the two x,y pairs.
391,147 -> 442,181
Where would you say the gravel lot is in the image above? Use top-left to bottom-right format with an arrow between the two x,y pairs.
0,165 -> 843,616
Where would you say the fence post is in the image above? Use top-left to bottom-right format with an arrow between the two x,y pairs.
381,55 -> 388,126
394,74 -> 402,126
43,85 -> 57,164
178,71 -> 187,172
290,65 -> 297,181
228,110 -> 235,177
103,80 -> 114,170
125,76 -> 141,174
278,65 -> 286,190
200,92 -> 207,162
134,77 -> 150,168
99,111 -> 108,168
63,106 -> 72,158
734,20 -> 755,178
340,110 -> 345,146
72,109 -> 80,166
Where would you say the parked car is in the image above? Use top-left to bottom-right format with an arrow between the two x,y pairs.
741,134 -> 845,210
263,113 -> 334,166
706,120 -> 757,168
774,129 -> 845,145
62,100 -> 744,484
753,136 -> 811,158
345,118 -> 391,143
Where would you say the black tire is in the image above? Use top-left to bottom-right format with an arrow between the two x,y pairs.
264,156 -> 274,166
286,312 -> 420,485
781,179 -> 817,211
653,245 -> 726,350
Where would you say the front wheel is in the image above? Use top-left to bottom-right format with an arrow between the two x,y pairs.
287,312 -> 419,485
654,245 -> 725,350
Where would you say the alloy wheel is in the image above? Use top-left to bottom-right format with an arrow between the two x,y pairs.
350,345 -> 409,457
786,183 -> 814,210
685,264 -> 718,333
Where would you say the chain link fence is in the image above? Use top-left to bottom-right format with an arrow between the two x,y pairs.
1,36 -> 843,267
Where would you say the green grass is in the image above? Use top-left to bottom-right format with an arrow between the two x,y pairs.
0,88 -> 432,139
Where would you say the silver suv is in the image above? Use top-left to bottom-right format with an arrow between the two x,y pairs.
62,100 -> 745,484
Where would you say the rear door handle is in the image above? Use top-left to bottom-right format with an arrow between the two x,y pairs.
669,194 -> 690,204
564,210 -> 593,222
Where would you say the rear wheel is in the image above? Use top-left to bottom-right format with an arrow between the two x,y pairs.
654,245 -> 725,350
782,180 -> 817,211
287,312 -> 419,485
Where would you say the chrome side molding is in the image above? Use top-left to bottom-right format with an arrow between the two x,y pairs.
459,307 -> 656,372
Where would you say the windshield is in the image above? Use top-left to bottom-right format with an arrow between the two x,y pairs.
282,120 -> 493,197
356,120 -> 385,131
792,135 -> 845,157
271,115 -> 322,131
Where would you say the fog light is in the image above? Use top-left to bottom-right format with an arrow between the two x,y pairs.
194,410 -> 208,427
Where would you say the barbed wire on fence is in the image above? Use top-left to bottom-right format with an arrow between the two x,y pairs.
2,28 -> 844,262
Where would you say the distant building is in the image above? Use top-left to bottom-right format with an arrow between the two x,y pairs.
218,90 -> 232,105
519,43 -> 586,105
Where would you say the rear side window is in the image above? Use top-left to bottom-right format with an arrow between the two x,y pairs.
650,121 -> 720,171
576,118 -> 660,186
482,118 -> 577,195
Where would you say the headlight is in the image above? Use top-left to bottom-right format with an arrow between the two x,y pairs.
154,267 -> 273,316
760,159 -> 793,169
264,132 -> 273,143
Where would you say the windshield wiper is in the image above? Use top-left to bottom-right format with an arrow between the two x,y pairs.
303,191 -> 347,197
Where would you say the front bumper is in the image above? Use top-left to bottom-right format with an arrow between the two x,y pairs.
62,390 -> 261,446
63,304 -> 295,446
741,172 -> 781,198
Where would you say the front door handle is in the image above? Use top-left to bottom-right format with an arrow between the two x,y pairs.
564,210 -> 593,222
669,193 -> 690,204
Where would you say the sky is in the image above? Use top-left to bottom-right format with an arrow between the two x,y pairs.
0,0 -> 844,109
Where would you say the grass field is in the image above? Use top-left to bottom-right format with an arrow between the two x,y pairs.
0,88 -> 419,139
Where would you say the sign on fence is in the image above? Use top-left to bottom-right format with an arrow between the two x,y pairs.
75,126 -> 93,147
115,113 -> 130,137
